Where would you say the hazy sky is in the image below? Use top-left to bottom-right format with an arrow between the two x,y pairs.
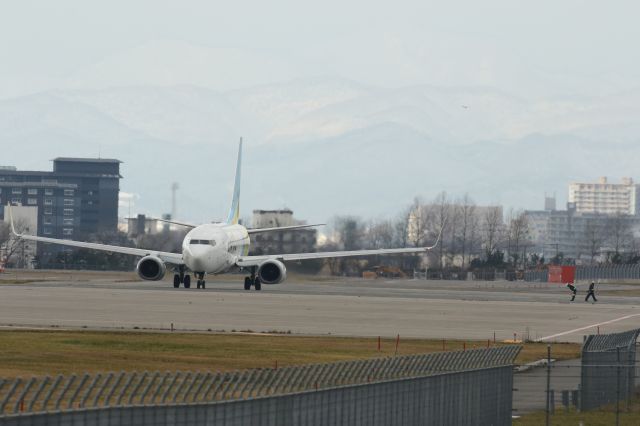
2,0 -> 639,99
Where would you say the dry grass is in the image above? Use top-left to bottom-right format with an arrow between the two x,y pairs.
514,399 -> 640,426
0,330 -> 581,378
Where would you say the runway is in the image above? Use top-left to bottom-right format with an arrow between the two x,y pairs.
1,272 -> 639,343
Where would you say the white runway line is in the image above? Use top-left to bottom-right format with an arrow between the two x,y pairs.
536,313 -> 640,342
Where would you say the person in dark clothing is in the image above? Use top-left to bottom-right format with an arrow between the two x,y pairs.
585,281 -> 597,302
566,283 -> 577,301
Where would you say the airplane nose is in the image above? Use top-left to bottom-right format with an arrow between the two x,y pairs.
184,246 -> 207,271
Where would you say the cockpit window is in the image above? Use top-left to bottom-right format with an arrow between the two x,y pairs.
189,239 -> 216,246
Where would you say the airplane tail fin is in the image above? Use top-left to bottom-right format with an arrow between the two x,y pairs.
226,138 -> 243,225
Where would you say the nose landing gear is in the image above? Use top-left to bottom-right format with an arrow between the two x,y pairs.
244,267 -> 261,291
196,272 -> 206,289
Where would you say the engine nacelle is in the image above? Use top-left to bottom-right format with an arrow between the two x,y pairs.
136,256 -> 167,281
257,259 -> 287,284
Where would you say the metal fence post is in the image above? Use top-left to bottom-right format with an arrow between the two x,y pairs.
27,376 -> 50,412
42,375 -> 63,412
13,377 -> 36,414
53,375 -> 76,410
92,373 -> 113,407
0,378 -> 21,414
67,373 -> 90,409
616,347 -> 620,426
80,373 -> 101,408
545,344 -> 551,426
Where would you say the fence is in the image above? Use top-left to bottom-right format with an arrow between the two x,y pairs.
0,346 -> 520,426
524,265 -> 640,283
580,328 -> 640,412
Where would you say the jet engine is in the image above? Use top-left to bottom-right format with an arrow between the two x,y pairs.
136,256 -> 167,281
257,259 -> 287,284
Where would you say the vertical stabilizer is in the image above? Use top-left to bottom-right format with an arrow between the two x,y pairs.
226,139 -> 243,224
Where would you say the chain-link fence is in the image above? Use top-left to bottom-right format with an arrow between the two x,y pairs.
580,328 -> 639,411
0,346 -> 520,426
512,331 -> 640,425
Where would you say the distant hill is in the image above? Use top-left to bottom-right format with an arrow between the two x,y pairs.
1,79 -> 639,223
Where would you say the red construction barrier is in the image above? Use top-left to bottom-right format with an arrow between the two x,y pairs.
548,265 -> 576,283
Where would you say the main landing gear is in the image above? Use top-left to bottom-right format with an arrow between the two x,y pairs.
173,266 -> 196,289
244,267 -> 261,291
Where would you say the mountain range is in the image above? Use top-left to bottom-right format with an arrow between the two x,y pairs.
1,78 -> 639,224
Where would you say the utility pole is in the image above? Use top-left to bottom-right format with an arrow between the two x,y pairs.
546,344 -> 551,426
171,182 -> 179,219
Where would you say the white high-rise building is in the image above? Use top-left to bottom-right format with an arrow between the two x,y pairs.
568,177 -> 640,215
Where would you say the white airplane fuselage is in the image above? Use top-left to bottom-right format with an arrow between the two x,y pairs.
182,224 -> 250,274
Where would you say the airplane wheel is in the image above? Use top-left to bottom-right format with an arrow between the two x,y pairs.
254,278 -> 262,291
184,275 -> 191,289
244,277 -> 251,290
173,274 -> 180,288
201,281 -> 205,289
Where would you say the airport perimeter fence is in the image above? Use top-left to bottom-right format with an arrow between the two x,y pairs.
580,328 -> 640,412
524,264 -> 640,283
0,346 -> 521,426
512,335 -> 640,425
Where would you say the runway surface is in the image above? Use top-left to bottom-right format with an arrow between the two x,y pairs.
1,272 -> 639,343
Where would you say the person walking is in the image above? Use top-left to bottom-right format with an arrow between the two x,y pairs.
585,281 -> 597,303
566,283 -> 577,301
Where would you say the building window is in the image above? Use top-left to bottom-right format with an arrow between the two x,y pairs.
43,179 -> 57,184
63,228 -> 73,236
27,198 -> 37,205
43,227 -> 52,235
27,188 -> 38,195
44,207 -> 52,215
63,199 -> 74,206
11,198 -> 21,205
12,188 -> 22,194
44,189 -> 53,196
63,218 -> 73,225
63,209 -> 73,216
44,198 -> 53,205
64,189 -> 74,196
43,217 -> 53,225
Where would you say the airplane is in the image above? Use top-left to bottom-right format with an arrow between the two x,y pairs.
6,140 -> 441,290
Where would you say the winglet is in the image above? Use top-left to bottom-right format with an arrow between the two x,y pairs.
426,217 -> 447,250
5,203 -> 20,237
226,138 -> 243,225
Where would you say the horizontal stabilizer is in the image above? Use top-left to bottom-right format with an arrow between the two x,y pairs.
247,224 -> 324,234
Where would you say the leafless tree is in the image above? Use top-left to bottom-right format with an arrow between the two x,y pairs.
482,206 -> 503,260
457,194 -> 476,269
433,192 -> 450,269
407,197 -> 432,248
506,210 -> 530,267
607,213 -> 631,257
324,215 -> 365,275
0,218 -> 31,267
583,219 -> 605,265
393,206 -> 412,249
365,218 -> 394,249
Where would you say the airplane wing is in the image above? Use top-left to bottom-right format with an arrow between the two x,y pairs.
236,245 -> 434,267
247,224 -> 324,234
6,205 -> 184,265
